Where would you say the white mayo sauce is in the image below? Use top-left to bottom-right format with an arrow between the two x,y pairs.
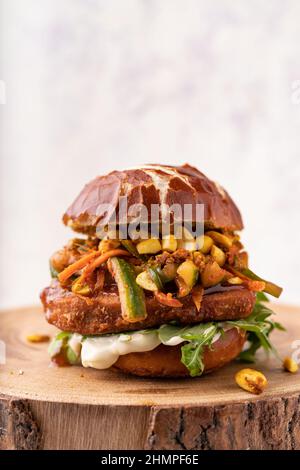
81,331 -> 161,369
79,325 -> 236,370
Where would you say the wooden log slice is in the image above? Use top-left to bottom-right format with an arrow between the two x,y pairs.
0,304 -> 300,450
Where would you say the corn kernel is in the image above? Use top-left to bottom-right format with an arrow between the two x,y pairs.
235,368 -> 268,395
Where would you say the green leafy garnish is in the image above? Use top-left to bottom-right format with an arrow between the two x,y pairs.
159,323 -> 220,377
256,292 -> 269,303
181,343 -> 204,378
159,300 -> 285,376
227,300 -> 285,363
158,324 -> 189,343
48,331 -> 81,365
180,324 -> 219,377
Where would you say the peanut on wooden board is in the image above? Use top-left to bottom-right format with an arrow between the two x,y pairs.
283,357 -> 299,373
235,368 -> 268,395
26,334 -> 50,343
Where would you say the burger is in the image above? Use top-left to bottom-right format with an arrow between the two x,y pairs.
41,164 -> 283,377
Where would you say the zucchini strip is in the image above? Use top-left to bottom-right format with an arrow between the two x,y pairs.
228,266 -> 282,298
108,257 -> 147,322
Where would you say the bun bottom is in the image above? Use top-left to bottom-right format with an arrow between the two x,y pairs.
113,328 -> 246,377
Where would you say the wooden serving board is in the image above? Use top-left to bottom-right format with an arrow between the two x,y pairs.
0,304 -> 300,450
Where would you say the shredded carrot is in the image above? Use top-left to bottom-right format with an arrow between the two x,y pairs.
154,291 -> 183,308
191,286 -> 204,312
58,251 -> 100,284
58,249 -> 131,284
80,249 -> 131,281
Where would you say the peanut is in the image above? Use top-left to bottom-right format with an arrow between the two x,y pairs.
283,357 -> 299,373
235,368 -> 268,395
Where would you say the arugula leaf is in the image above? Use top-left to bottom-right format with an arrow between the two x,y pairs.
180,325 -> 219,376
48,331 -> 81,365
181,343 -> 204,377
160,300 -> 285,375
158,324 -> 189,343
256,292 -> 269,303
181,323 -> 217,341
227,300 -> 285,362
273,322 -> 286,331
238,333 -> 262,363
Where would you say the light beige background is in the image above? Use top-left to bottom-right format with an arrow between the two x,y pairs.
1,0 -> 300,308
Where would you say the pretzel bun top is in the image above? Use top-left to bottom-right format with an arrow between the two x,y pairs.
63,164 -> 243,234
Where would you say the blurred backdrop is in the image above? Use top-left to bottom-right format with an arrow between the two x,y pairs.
1,0 -> 300,308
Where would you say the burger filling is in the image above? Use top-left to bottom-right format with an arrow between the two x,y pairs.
49,301 -> 282,377
50,230 -> 282,306
47,230 -> 283,376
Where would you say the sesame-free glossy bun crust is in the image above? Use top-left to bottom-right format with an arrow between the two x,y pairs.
113,328 -> 246,378
63,164 -> 243,233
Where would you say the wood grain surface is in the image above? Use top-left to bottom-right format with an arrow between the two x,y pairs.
0,304 -> 300,450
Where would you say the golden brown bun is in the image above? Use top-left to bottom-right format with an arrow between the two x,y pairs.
41,281 -> 255,335
63,164 -> 243,234
113,328 -> 246,377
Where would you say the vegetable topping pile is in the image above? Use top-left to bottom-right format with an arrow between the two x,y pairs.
50,230 -> 282,323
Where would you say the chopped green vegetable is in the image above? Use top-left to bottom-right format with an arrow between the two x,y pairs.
121,240 -> 141,258
159,263 -> 178,283
177,260 -> 199,289
147,266 -> 164,291
236,267 -> 283,298
108,257 -> 147,322
136,270 -> 157,291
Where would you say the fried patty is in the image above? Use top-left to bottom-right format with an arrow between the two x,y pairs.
41,281 -> 255,335
113,328 -> 246,377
